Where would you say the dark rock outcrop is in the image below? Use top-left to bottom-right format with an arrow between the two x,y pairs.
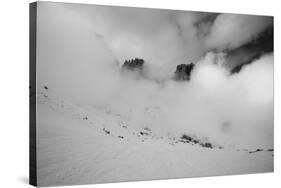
178,134 -> 217,149
103,128 -> 110,135
122,58 -> 145,71
173,63 -> 194,81
201,142 -> 213,148
180,134 -> 199,144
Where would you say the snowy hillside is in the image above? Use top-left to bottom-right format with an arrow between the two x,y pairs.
36,85 -> 273,186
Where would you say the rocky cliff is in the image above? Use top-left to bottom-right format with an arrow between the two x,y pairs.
173,63 -> 195,81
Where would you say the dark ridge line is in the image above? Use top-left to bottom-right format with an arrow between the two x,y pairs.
248,148 -> 274,154
229,25 -> 273,74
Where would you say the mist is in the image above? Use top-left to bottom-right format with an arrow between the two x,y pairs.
37,2 -> 273,150
83,52 -> 273,150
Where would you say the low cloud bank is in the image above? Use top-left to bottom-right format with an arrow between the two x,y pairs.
97,52 -> 273,150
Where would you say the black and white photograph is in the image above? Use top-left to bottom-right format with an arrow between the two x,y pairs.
30,1 -> 273,187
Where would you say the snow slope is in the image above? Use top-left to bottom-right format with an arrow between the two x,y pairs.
36,86 -> 273,187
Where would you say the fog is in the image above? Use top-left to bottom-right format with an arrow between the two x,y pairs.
37,2 -> 273,150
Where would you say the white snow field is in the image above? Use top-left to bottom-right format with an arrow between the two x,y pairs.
36,86 -> 273,187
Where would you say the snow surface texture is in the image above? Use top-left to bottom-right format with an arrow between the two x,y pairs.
36,85 -> 273,186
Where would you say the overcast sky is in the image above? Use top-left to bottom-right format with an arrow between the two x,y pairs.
36,2 -> 273,149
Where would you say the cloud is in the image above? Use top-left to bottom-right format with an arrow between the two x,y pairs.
205,14 -> 273,50
80,52 -> 273,150
81,6 -> 209,79
37,2 -> 273,150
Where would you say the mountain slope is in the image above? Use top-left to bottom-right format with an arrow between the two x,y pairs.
36,85 -> 273,186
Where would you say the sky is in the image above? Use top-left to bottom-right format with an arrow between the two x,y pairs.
36,2 -> 274,149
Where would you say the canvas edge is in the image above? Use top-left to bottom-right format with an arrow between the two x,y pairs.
29,2 -> 38,187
